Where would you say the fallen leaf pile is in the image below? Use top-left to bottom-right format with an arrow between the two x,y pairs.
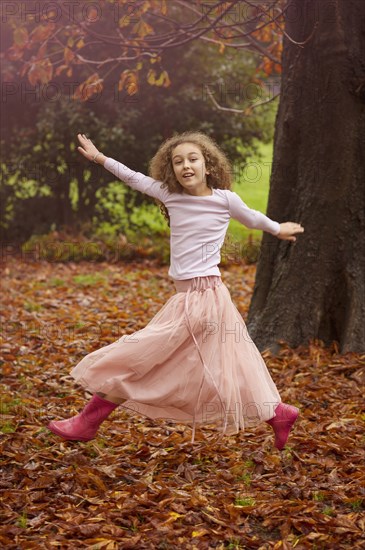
1,258 -> 364,549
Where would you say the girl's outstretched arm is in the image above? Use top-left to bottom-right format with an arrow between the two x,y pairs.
227,191 -> 304,242
77,134 -> 167,202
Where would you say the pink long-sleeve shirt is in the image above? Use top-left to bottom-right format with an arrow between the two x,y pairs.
104,158 -> 280,280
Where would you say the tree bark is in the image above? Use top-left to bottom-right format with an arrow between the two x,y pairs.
247,0 -> 365,353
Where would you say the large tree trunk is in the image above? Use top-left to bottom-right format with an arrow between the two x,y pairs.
247,0 -> 365,353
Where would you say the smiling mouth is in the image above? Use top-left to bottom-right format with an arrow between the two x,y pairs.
183,173 -> 194,178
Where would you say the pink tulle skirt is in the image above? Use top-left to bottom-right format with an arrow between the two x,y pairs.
70,276 -> 281,441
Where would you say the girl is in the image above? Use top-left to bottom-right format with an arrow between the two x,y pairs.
48,131 -> 304,450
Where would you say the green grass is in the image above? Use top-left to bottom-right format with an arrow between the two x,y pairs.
72,273 -> 107,286
24,301 -> 42,312
17,511 -> 28,529
228,140 -> 273,243
0,398 -> 22,415
226,539 -> 245,549
349,499 -> 363,511
49,277 -> 66,287
0,421 -> 17,434
234,496 -> 256,507
313,491 -> 326,502
236,472 -> 251,486
322,506 -> 335,516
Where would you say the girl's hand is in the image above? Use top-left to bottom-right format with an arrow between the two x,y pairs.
278,222 -> 304,242
77,133 -> 102,163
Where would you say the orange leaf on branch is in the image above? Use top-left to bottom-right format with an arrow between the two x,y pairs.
147,69 -> 171,88
73,73 -> 104,101
161,0 -> 168,16
28,58 -> 53,85
118,70 -> 139,96
55,65 -> 68,77
13,27 -> 29,48
30,23 -> 55,44
132,20 -> 154,39
76,39 -> 85,50
155,70 -> 171,88
86,7 -> 99,23
36,44 -> 47,60
7,46 -> 23,62
274,63 -> 282,74
147,69 -> 157,85
64,47 -> 75,64
119,15 -> 131,28
149,0 -> 167,15
140,1 -> 153,15
149,55 -> 161,64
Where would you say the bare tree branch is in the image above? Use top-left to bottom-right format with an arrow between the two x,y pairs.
11,0 -> 288,99
245,0 -> 319,47
206,86 -> 280,113
75,52 -> 158,67
57,0 -> 283,57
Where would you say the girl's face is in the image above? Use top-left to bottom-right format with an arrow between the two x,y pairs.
171,142 -> 211,196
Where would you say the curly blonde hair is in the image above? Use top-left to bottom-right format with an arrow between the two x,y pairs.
149,131 -> 233,225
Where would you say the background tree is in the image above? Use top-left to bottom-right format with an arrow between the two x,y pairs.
247,0 -> 365,353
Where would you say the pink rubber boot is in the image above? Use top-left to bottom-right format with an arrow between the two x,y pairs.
266,402 -> 299,451
48,394 -> 118,441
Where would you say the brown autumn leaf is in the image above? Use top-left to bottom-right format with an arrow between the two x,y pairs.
0,256 -> 364,548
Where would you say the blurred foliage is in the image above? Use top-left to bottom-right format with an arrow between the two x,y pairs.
1,38 -> 277,245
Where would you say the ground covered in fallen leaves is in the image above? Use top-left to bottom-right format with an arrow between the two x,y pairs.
1,258 -> 364,549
